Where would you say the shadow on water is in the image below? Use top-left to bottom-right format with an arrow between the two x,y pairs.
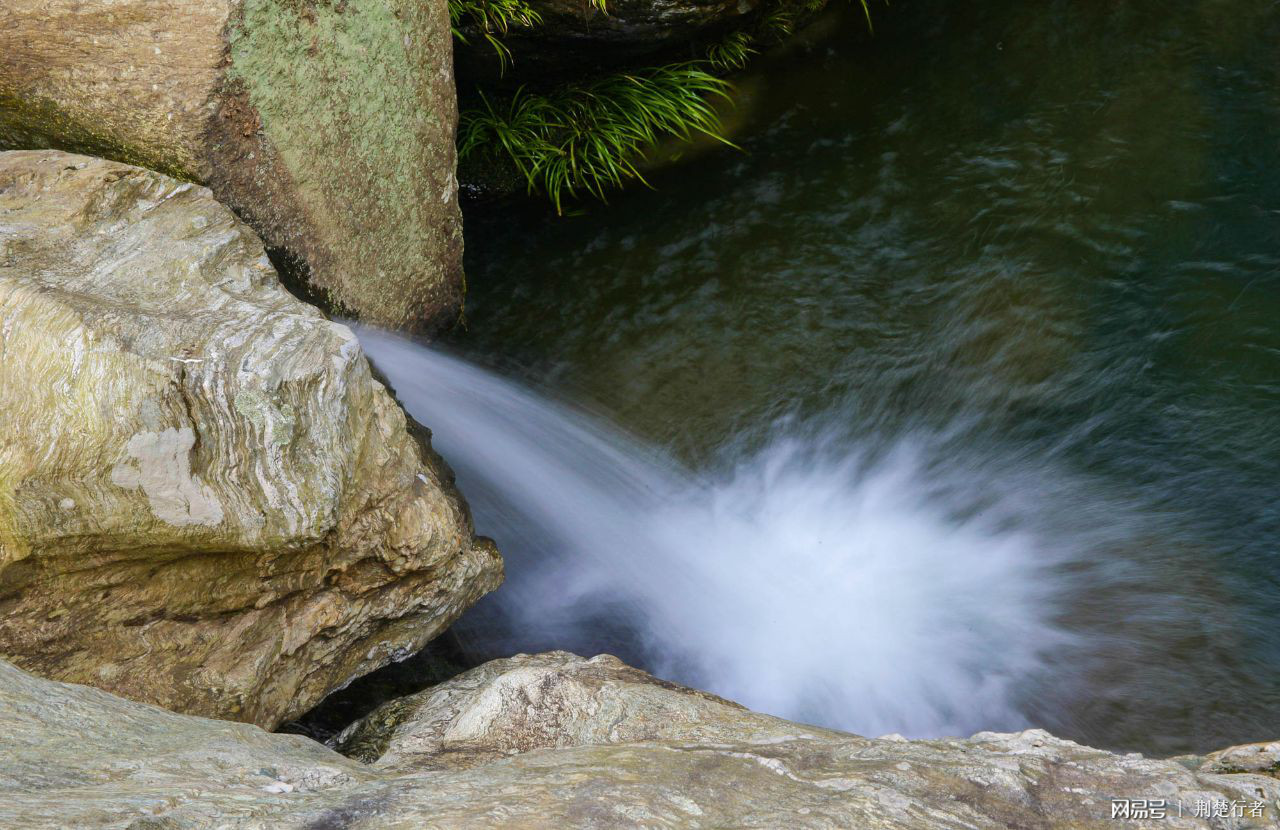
331,0 -> 1280,756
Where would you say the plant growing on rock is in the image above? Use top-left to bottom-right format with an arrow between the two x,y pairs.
448,0 -> 543,70
448,0 -> 610,69
705,31 -> 758,72
459,64 -> 734,213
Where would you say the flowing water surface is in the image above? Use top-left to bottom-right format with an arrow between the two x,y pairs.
363,0 -> 1280,755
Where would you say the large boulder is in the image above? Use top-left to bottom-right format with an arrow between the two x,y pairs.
0,150 -> 502,728
0,0 -> 463,328
0,657 -> 373,829
1,654 -> 1277,829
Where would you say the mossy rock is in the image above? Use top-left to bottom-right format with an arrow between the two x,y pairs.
0,0 -> 463,329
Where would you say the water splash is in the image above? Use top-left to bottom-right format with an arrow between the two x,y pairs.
359,327 -> 1078,738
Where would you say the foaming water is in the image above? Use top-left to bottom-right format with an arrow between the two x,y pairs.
638,439 -> 1074,737
359,327 -> 1101,738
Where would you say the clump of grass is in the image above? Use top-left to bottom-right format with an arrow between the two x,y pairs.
460,63 -> 735,213
759,7 -> 798,39
705,31 -> 758,71
448,0 -> 543,71
763,0 -> 878,40
449,0 -> 609,69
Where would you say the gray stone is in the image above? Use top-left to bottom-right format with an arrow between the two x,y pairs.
4,652 -> 1275,829
1203,741 -> 1280,779
333,651 -> 845,767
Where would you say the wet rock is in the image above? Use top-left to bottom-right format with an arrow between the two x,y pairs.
0,150 -> 503,728
520,0 -> 755,56
331,652 -> 1280,828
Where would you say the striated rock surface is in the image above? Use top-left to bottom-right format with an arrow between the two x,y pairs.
0,150 -> 502,728
2,653 -> 1277,829
331,650 -> 839,767
0,0 -> 463,328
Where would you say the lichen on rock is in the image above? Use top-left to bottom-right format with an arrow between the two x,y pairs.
109,427 -> 227,528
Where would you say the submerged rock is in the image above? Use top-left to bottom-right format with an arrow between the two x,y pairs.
0,0 -> 463,328
0,150 -> 502,728
2,653 -> 1276,829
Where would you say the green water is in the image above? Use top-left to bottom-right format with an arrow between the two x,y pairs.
449,0 -> 1280,754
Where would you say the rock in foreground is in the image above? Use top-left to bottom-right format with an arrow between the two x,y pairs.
0,150 -> 502,728
2,653 -> 1275,829
332,650 -> 843,768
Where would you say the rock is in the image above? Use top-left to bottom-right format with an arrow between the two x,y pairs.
332,651 -> 842,767
517,0 -> 755,55
0,0 -> 463,328
0,657 -> 372,829
2,654 -> 1277,829
1202,741 -> 1280,778
0,150 -> 502,728
455,0 -> 766,79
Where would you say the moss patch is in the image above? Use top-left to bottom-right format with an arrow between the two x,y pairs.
225,0 -> 464,327
0,92 -> 193,180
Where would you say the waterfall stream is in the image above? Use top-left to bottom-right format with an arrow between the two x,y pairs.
359,327 -> 1113,738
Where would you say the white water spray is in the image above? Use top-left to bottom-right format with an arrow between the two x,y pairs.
359,327 -> 1079,738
